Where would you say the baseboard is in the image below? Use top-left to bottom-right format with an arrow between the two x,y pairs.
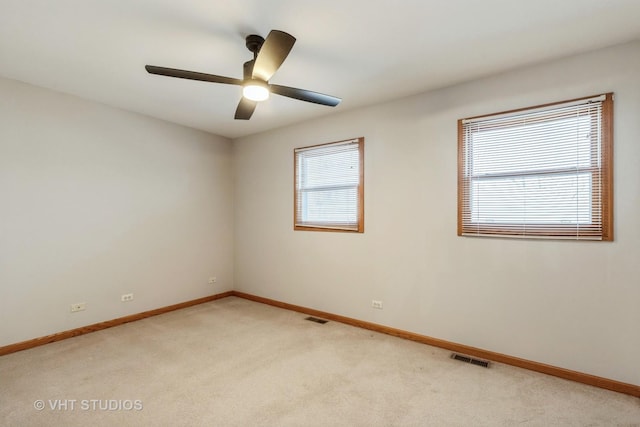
231,291 -> 640,398
2,289 -> 638,398
0,291 -> 233,357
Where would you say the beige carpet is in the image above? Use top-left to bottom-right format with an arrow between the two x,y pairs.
1,297 -> 638,426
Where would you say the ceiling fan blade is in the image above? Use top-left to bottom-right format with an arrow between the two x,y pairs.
252,30 -> 296,81
145,65 -> 243,86
234,97 -> 257,120
270,84 -> 341,107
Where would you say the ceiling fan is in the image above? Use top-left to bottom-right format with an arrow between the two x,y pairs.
145,30 -> 341,120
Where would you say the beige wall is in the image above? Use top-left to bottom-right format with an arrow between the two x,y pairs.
233,41 -> 640,385
0,78 -> 234,346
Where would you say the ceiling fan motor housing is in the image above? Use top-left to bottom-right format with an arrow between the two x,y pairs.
245,34 -> 265,56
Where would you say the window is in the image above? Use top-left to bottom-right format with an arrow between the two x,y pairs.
294,138 -> 364,232
458,93 -> 613,240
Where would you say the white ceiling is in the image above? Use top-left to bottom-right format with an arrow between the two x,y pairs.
2,0 -> 639,139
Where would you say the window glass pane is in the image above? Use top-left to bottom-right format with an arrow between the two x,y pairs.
301,187 -> 358,223
301,150 -> 359,189
471,173 -> 592,224
471,115 -> 593,176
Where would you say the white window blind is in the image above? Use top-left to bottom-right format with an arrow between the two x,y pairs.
458,94 -> 613,240
294,138 -> 364,232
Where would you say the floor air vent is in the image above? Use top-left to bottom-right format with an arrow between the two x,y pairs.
305,316 -> 328,324
451,353 -> 490,368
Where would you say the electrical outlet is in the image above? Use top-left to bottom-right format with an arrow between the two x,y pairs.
70,302 -> 86,312
208,277 -> 217,284
121,293 -> 134,302
372,300 -> 383,309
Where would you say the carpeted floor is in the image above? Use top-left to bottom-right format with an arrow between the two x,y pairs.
1,296 -> 638,426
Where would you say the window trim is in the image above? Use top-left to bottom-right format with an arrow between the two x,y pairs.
457,93 -> 613,241
294,137 -> 364,233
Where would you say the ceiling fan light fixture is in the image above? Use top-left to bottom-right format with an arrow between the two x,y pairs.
243,80 -> 270,101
